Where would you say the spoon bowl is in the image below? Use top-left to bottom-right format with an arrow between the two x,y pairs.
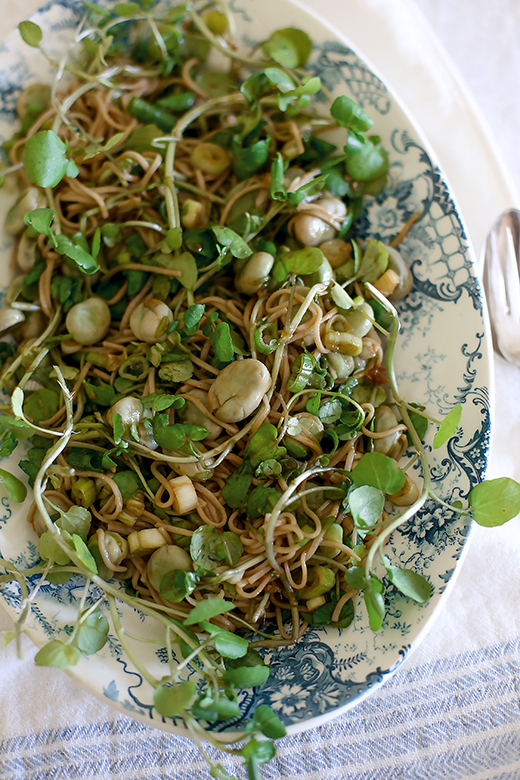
482,208 -> 520,366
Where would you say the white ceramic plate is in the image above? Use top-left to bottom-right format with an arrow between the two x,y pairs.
0,0 -> 491,736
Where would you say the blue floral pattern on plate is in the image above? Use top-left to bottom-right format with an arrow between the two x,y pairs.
0,0 -> 491,736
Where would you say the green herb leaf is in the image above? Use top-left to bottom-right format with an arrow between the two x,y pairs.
154,681 -> 197,717
199,620 -> 248,659
251,704 -> 287,738
0,468 -> 27,503
364,583 -> 385,631
23,208 -> 57,245
81,0 -> 112,15
262,27 -> 312,68
54,503 -> 91,539
270,152 -> 287,201
23,131 -> 78,188
385,563 -> 431,603
211,321 -> 234,364
34,640 -> 80,668
193,694 -> 242,721
245,423 -> 286,469
348,485 -> 384,531
183,598 -> 234,626
273,246 -> 324,279
73,534 -> 98,574
223,664 -> 270,688
246,485 -> 282,519
469,477 -> 520,527
330,95 -> 373,133
351,452 -> 406,495
221,463 -> 253,508
112,470 -> 141,500
19,20 -> 42,48
345,133 -> 389,182
75,608 -> 109,654
160,569 -> 199,602
112,412 -> 125,445
82,132 -> 125,160
433,403 -> 462,449
153,416 -> 208,451
231,137 -> 270,181
183,303 -> 205,333
54,234 -> 99,275
211,226 -> 253,259
190,525 -> 244,570
158,359 -> 194,383
38,530 -> 70,565
240,68 -> 296,103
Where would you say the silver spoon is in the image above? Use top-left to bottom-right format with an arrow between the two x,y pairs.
482,208 -> 520,366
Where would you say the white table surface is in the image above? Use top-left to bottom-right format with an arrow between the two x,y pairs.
1,1 -> 520,779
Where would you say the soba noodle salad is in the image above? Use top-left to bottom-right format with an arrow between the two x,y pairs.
0,1 -> 518,776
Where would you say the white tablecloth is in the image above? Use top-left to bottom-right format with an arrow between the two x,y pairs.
2,1 -> 520,778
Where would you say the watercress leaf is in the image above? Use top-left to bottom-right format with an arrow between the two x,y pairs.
242,737 -> 276,765
23,208 -> 57,244
199,621 -> 248,659
158,358 -> 193,383
433,403 -> 462,449
73,534 -> 97,574
84,379 -> 116,407
114,2 -> 141,14
38,530 -> 70,565
24,388 -> 61,423
245,423 -> 286,468
0,468 -> 27,503
183,597 -> 234,625
81,0 -> 112,15
23,131 -> 77,188
221,464 -> 253,508
160,569 -> 199,602
112,470 -> 141,500
19,20 -> 42,48
35,640 -> 80,669
112,412 -> 125,445
54,234 -> 99,275
252,704 -> 287,738
317,398 -> 343,424
158,251 -> 197,289
246,485 -> 282,519
240,68 -> 296,103
274,246 -> 324,278
386,565 -> 431,603
154,681 -> 197,717
407,404 -> 429,444
263,28 -> 312,68
54,504 -> 91,539
75,608 -> 109,654
351,452 -> 406,495
270,152 -> 287,201
183,303 -> 205,332
345,134 -> 389,182
211,321 -> 234,363
231,137 -> 270,181
330,95 -> 373,133
343,565 -> 365,591
82,132 -> 125,160
223,664 -> 270,688
196,693 -> 242,719
190,525 -> 243,569
212,226 -> 252,259
0,431 -> 17,459
348,485 -> 384,530
364,586 -> 385,631
469,476 -> 520,527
